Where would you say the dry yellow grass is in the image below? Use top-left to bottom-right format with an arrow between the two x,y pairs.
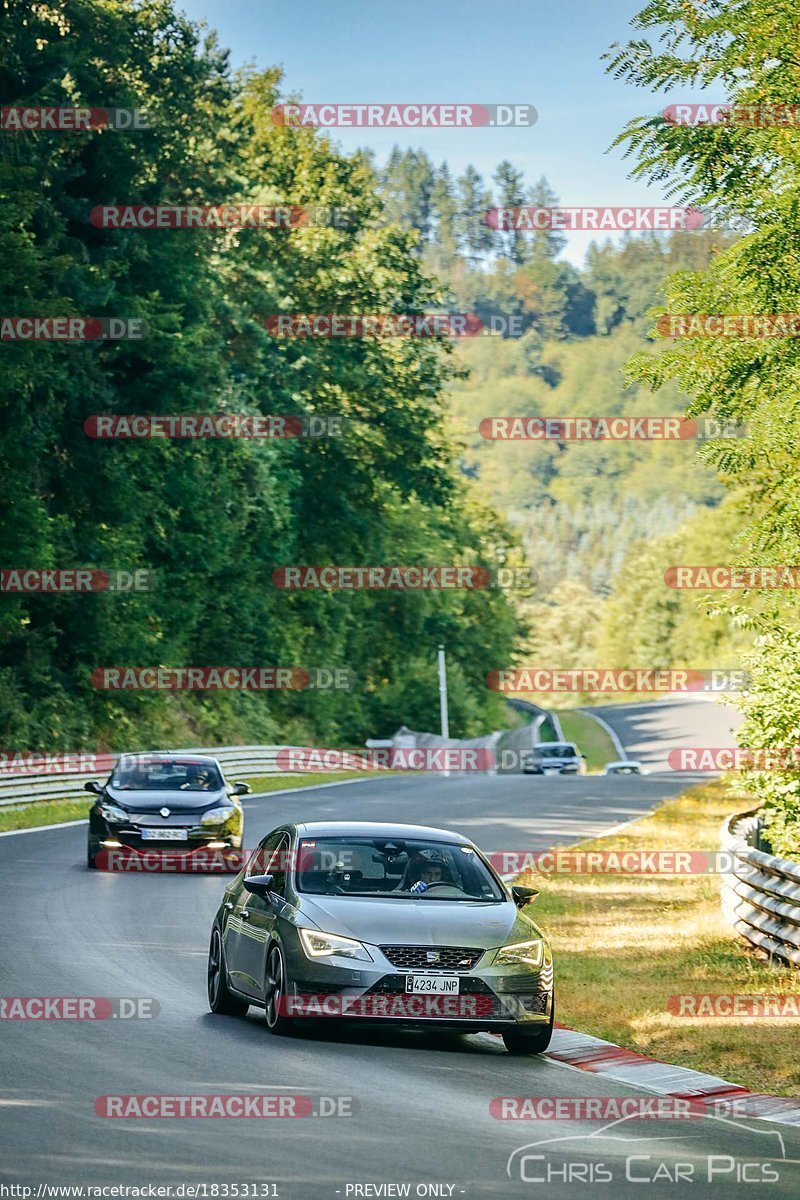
520,781 -> 800,1096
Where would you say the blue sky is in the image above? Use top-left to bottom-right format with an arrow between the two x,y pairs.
178,0 -> 685,264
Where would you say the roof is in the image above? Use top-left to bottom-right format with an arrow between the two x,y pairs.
292,820 -> 471,843
127,752 -> 220,764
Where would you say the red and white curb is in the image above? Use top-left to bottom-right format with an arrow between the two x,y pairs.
545,1024 -> 800,1128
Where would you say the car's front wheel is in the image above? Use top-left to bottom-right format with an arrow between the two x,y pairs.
207,927 -> 249,1016
502,1002 -> 554,1056
263,943 -> 295,1036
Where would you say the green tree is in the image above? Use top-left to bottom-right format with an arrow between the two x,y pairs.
608,0 -> 800,848
455,165 -> 496,268
493,160 -> 527,265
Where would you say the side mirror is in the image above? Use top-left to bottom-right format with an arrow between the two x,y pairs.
511,884 -> 539,909
243,873 -> 274,897
233,782 -> 252,796
84,780 -> 104,795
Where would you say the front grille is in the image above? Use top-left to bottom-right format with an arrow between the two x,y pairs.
379,945 -> 483,971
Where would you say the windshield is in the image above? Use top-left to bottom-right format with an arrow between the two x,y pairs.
110,758 -> 223,792
537,744 -> 577,759
295,836 -> 505,901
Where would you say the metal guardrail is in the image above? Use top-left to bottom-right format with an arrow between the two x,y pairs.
721,809 -> 800,967
1,709 -> 563,810
0,746 -> 301,808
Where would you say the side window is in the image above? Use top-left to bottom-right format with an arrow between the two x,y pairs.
246,829 -> 285,877
266,834 -> 291,897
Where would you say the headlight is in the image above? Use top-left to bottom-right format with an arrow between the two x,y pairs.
99,802 -> 129,823
494,939 -> 544,968
298,928 -> 373,962
200,806 -> 234,825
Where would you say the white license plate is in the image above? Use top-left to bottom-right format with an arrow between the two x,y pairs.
141,828 -> 188,841
405,975 -> 460,995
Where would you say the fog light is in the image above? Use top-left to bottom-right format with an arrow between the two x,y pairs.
206,841 -> 227,849
101,839 -> 122,848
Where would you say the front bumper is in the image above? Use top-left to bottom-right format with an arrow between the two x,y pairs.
280,939 -> 554,1029
88,816 -> 242,873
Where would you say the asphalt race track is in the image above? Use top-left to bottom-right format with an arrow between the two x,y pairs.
2,700 -> 797,1198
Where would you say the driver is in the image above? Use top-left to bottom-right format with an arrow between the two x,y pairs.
407,854 -> 452,894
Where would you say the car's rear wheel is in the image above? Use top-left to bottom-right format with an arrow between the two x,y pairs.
502,1002 -> 554,1056
263,944 -> 295,1036
208,927 -> 249,1016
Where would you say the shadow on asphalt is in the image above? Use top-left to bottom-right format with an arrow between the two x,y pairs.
199,1008 -> 510,1055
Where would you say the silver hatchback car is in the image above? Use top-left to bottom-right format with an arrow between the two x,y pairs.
208,821 -> 554,1054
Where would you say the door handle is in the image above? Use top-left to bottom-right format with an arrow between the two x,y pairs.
240,909 -> 250,919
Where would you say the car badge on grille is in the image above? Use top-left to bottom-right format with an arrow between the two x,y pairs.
458,958 -> 471,967
160,807 -> 170,817
426,951 -> 440,964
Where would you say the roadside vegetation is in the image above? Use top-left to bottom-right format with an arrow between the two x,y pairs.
554,710 -> 618,772
521,781 -> 800,1096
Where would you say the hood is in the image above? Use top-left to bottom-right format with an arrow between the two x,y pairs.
295,894 -> 542,950
105,785 -> 229,813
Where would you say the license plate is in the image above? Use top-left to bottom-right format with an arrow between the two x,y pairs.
141,828 -> 188,841
405,975 -> 460,995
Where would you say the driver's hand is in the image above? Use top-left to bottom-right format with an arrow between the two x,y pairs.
410,880 -> 428,894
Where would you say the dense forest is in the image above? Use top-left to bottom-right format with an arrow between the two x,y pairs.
5,0 -> 800,862
1,0 -> 528,749
373,146 -> 746,674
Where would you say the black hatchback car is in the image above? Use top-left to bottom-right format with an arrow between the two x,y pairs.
86,753 -> 250,868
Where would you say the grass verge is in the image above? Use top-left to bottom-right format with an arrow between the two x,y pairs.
519,780 -> 800,1097
0,770 -> 379,833
555,710 -> 618,772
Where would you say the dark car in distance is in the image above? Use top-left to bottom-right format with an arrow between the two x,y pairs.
86,752 -> 250,867
207,820 -> 555,1055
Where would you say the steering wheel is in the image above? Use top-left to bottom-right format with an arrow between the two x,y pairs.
417,880 -> 465,894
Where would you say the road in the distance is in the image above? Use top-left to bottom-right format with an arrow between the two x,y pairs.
589,694 -> 743,772
3,700 -> 793,1200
